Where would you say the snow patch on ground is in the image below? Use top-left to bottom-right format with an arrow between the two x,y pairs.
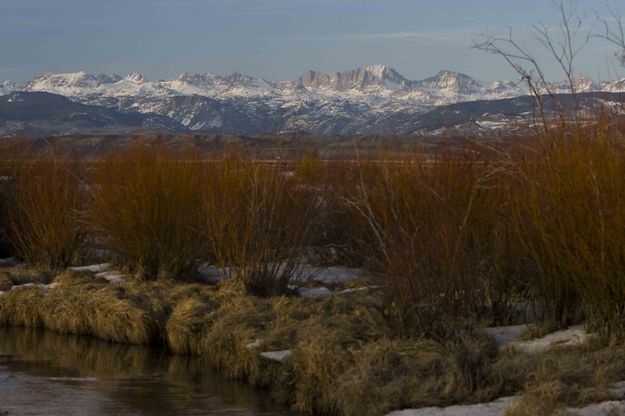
259,350 -> 293,363
68,263 -> 124,284
70,263 -> 111,273
568,401 -> 625,415
94,271 -> 124,285
509,325 -> 589,354
608,381 -> 625,398
482,324 -> 590,354
385,397 -> 516,416
336,286 -> 378,295
296,285 -> 378,298
10,283 -> 57,291
475,120 -> 509,129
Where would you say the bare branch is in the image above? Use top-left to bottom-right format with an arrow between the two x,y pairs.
594,6 -> 625,67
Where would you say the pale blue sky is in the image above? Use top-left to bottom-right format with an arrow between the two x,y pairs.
1,0 -> 624,83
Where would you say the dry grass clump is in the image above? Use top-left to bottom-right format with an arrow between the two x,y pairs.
0,271 -> 164,344
0,268 -> 225,346
166,297 -> 218,354
0,265 -> 52,291
201,291 -> 504,416
0,275 -> 11,291
202,155 -> 320,296
282,315 -> 506,416
505,384 -> 575,416
331,335 -> 499,416
265,295 -> 385,413
503,376 -> 600,415
200,294 -> 274,380
491,337 -> 625,414
0,286 -> 45,327
86,144 -> 205,280
8,154 -> 84,270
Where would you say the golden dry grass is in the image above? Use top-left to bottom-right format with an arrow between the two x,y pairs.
0,265 -> 52,291
0,275 -> 160,343
3,265 -> 625,415
166,297 -> 218,354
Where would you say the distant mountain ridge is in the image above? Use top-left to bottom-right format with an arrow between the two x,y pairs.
13,65 -> 532,102
13,65 -> 625,100
2,65 -> 625,136
0,91 -> 186,137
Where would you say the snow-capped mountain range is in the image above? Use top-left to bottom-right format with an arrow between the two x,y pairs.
12,65 -> 528,103
2,65 -> 625,135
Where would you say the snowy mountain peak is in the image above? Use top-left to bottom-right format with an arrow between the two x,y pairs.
355,65 -> 407,88
602,78 -> 625,92
421,70 -> 484,95
297,65 -> 408,92
358,64 -> 401,80
125,72 -> 145,83
531,74 -> 612,95
363,64 -> 390,73
545,74 -> 598,94
174,73 -> 218,85
169,72 -> 272,95
23,71 -> 102,95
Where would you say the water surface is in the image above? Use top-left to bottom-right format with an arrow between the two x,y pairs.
0,327 -> 297,416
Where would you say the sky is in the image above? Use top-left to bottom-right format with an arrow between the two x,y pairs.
1,0 -> 624,84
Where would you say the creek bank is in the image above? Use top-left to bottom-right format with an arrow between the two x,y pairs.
1,261 -> 625,416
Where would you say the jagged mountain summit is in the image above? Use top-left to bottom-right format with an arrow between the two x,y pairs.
294,65 -> 411,92
2,65 -> 625,135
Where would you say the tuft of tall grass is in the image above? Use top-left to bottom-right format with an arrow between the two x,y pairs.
8,153 -> 84,270
348,149 -> 527,335
202,155 -> 320,297
511,126 -> 625,331
86,144 -> 205,280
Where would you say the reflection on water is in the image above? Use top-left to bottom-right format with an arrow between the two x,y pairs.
0,327 -> 297,416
